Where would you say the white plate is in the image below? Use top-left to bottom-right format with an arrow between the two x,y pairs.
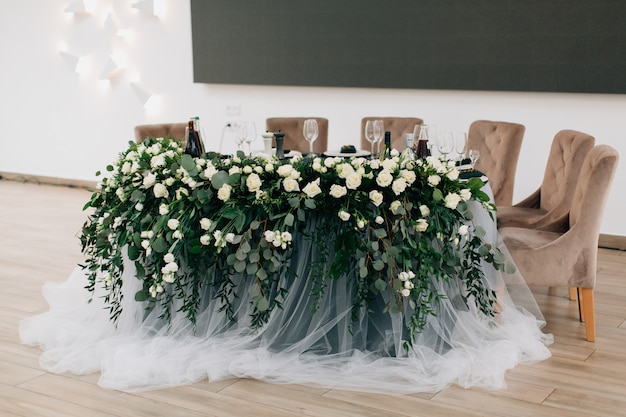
457,164 -> 473,171
324,150 -> 371,157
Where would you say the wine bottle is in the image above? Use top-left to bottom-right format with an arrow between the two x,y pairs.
185,119 -> 202,157
193,116 -> 206,155
382,131 -> 391,158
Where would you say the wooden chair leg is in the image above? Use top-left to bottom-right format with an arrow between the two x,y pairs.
568,287 -> 578,301
579,288 -> 596,342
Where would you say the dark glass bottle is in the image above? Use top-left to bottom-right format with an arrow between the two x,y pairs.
185,119 -> 203,157
383,131 -> 391,157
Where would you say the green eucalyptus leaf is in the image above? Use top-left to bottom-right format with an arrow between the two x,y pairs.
505,262 -> 517,274
246,262 -> 258,275
433,188 -> 444,202
180,154 -> 196,171
304,198 -> 316,209
373,228 -> 387,239
210,170 -> 229,189
248,252 -> 260,263
127,245 -> 140,261
234,260 -> 247,272
359,267 -> 369,278
257,268 -> 268,280
134,290 -> 149,302
372,259 -> 385,271
248,284 -> 260,298
256,296 -> 269,312
284,212 -> 295,227
374,278 -> 387,292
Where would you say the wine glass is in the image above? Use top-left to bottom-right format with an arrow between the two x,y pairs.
437,131 -> 454,161
453,131 -> 468,161
373,119 -> 384,156
364,120 -> 376,154
242,121 -> 257,154
469,149 -> 480,168
235,122 -> 246,152
302,119 -> 319,157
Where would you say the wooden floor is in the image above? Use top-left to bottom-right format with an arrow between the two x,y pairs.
1,179 -> 626,417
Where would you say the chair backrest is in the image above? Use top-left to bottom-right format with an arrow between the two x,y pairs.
539,130 -> 595,212
265,117 -> 329,154
134,123 -> 187,144
360,117 -> 424,152
467,120 -> 525,207
569,144 -> 619,240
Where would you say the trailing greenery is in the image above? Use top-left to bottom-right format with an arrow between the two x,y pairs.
80,136 -> 513,345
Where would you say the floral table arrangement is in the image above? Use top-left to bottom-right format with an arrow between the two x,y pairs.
80,137 -> 513,347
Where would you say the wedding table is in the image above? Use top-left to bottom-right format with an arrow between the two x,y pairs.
20,137 -> 552,393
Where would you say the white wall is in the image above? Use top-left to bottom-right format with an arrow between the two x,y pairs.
2,1 -> 625,236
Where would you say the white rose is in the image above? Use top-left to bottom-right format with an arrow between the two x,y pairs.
246,173 -> 262,192
400,288 -> 411,297
391,178 -> 407,195
382,158 -> 397,171
357,220 -> 365,229
121,161 -> 132,174
150,154 -> 166,169
217,184 -> 232,201
135,202 -> 143,211
225,233 -> 235,243
427,175 -> 441,187
419,205 -> 430,217
458,224 -> 469,236
302,178 -> 322,198
163,253 -> 175,263
329,184 -> 347,198
400,169 -> 416,184
229,166 -> 241,175
390,200 -> 402,215
264,163 -> 274,172
369,190 -> 384,207
375,216 -> 384,224
282,177 -> 300,192
445,193 -> 462,210
167,218 -> 179,230
415,218 -> 428,232
141,173 -> 155,189
200,234 -> 211,245
203,165 -> 218,180
154,183 -> 169,198
338,210 -> 351,221
376,169 -> 394,187
345,172 -> 362,190
446,169 -> 460,180
159,204 -> 169,215
369,159 -> 380,169
277,164 -> 293,177
337,163 -> 354,179
460,188 -> 472,201
200,218 -> 212,230
243,165 -> 253,174
324,157 -> 336,168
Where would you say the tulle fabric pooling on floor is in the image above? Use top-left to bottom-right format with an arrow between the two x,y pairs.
20,199 -> 553,393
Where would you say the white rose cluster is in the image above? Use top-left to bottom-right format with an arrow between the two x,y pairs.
264,230 -> 293,249
398,271 -> 416,297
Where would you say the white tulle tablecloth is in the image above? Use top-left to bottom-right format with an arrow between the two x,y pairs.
20,192 -> 552,393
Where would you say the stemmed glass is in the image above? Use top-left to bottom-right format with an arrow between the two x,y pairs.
364,120 -> 376,154
242,121 -> 257,154
373,120 -> 384,156
469,149 -> 480,169
303,119 -> 319,157
437,131 -> 454,161
235,122 -> 246,152
453,131 -> 468,161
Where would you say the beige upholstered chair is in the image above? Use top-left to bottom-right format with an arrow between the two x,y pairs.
265,117 -> 328,154
467,120 -> 525,207
360,117 -> 424,152
499,145 -> 619,342
497,130 -> 595,232
134,123 -> 187,143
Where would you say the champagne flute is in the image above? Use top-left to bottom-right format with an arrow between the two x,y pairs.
469,149 -> 480,168
243,121 -> 257,155
373,119 -> 384,157
437,131 -> 454,161
364,120 -> 376,154
303,119 -> 319,157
